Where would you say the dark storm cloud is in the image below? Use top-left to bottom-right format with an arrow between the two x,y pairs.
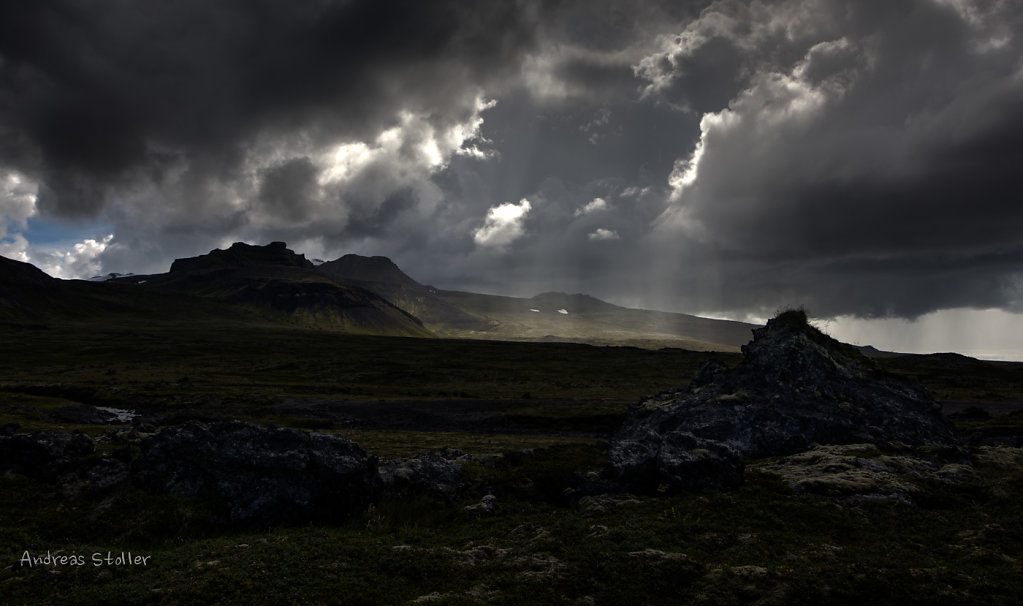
257,157 -> 320,223
2,0 -> 1021,332
643,0 -> 1023,318
668,243 -> 1023,321
472,88 -> 694,203
0,0 -> 536,217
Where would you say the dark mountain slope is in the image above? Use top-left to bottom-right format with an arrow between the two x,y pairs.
0,243 -> 432,337
0,254 -> 197,322
317,254 -> 419,289
0,255 -> 59,313
317,254 -> 493,332
139,243 -> 432,337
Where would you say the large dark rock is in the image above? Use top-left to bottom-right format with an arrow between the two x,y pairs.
132,421 -> 378,527
608,429 -> 743,492
0,429 -> 133,498
609,310 -> 957,490
0,429 -> 95,480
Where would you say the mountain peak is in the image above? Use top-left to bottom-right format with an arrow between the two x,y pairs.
318,254 -> 421,288
169,242 -> 313,273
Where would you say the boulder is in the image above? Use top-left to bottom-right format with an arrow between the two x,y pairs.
57,458 -> 131,499
0,429 -> 95,480
608,430 -> 743,492
609,310 -> 957,490
377,452 -> 466,502
132,421 -> 378,527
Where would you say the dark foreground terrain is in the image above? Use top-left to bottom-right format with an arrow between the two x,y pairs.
2,318 -> 1023,604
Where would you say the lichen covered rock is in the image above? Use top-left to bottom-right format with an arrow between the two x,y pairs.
753,443 -> 970,503
608,429 -> 743,492
378,451 -> 466,502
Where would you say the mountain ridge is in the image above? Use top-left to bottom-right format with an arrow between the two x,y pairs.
319,253 -> 758,350
1,244 -> 862,352
1,245 -> 759,348
142,243 -> 432,337
0,243 -> 431,337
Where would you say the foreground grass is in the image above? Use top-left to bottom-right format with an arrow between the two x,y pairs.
3,442 -> 1022,605
4,320 -> 1023,603
334,429 -> 602,459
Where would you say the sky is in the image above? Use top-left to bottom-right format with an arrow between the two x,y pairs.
1,0 -> 1021,359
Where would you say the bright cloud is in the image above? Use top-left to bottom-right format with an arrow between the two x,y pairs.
319,142 -> 374,185
35,234 -> 115,279
588,228 -> 619,241
262,93 -> 498,228
473,198 -> 532,248
1,170 -> 38,237
0,233 -> 30,262
0,170 -> 39,263
575,197 -> 608,216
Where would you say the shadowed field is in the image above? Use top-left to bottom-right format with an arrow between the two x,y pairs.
3,320 -> 1023,604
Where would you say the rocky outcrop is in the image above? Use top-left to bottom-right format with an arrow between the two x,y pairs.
607,430 -> 743,493
609,310 -> 958,492
132,421 -> 379,527
3,419 -> 488,527
0,428 -> 130,498
169,241 -> 314,273
0,429 -> 95,480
